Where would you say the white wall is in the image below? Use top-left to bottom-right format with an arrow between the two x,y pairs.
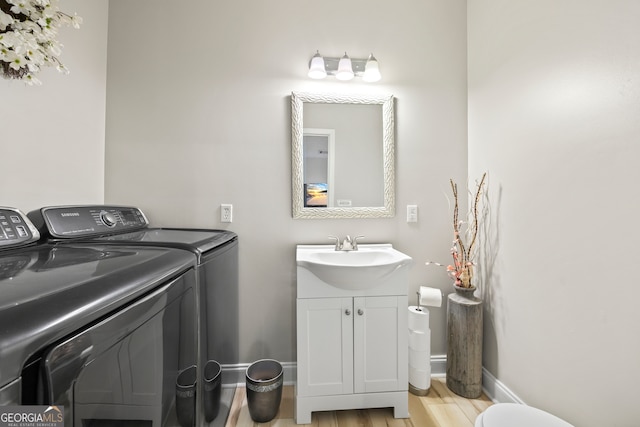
0,1 -> 108,212
105,0 -> 468,364
468,1 -> 640,425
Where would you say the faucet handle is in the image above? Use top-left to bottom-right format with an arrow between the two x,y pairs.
328,235 -> 341,251
352,235 -> 365,250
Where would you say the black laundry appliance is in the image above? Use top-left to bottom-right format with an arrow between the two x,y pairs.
28,205 -> 239,427
0,206 -> 198,427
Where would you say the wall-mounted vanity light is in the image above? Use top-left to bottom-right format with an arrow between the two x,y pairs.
308,51 -> 381,82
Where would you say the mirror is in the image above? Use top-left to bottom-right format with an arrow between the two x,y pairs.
291,92 -> 395,219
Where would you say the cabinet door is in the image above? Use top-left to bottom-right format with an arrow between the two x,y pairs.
297,298 -> 354,396
353,296 -> 408,393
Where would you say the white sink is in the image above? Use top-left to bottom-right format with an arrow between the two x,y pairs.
296,244 -> 413,290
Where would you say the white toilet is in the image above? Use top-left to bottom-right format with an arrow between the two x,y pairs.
475,403 -> 574,427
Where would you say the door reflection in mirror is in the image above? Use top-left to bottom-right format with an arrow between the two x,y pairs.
303,129 -> 334,207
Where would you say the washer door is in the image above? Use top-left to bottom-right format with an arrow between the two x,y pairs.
42,271 -> 196,427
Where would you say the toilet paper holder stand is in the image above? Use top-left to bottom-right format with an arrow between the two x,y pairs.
415,291 -> 425,311
409,287 -> 442,397
415,288 -> 443,311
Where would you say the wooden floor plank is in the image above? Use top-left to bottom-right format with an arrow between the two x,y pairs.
225,387 -> 244,427
367,408 -> 393,427
429,378 -> 458,404
227,377 -> 491,427
469,396 -> 493,414
315,411 -> 337,427
407,392 -> 440,427
427,403 -> 474,427
335,409 -> 365,427
276,386 -> 296,421
385,415 -> 411,427
233,387 -> 255,427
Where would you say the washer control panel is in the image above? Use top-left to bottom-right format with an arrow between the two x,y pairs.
28,205 -> 149,239
0,207 -> 40,249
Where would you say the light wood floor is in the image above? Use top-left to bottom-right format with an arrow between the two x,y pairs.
225,377 -> 493,427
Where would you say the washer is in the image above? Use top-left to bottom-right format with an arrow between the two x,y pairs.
29,205 -> 239,427
1,207 -> 198,426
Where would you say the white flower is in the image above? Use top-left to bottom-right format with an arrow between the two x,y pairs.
47,39 -> 61,56
0,10 -> 14,31
6,51 -> 25,70
0,31 -> 17,48
10,2 -> 36,16
24,73 -> 42,85
0,47 -> 10,61
1,0 -> 81,84
70,14 -> 82,29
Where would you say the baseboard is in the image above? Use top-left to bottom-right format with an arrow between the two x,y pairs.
481,367 -> 525,404
224,355 -> 448,387
430,354 -> 447,376
224,359 -> 524,405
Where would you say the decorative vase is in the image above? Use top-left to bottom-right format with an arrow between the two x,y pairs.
453,284 -> 477,296
446,284 -> 483,398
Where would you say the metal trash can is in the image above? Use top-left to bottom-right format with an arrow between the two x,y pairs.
245,359 -> 283,423
176,365 -> 197,427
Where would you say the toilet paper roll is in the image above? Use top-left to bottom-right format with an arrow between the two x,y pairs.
419,286 -> 443,308
409,329 -> 430,352
408,306 -> 430,333
409,365 -> 431,390
409,348 -> 430,370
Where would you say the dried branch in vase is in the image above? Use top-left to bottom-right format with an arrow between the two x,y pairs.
426,172 -> 487,288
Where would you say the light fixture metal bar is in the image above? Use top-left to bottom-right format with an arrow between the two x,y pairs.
321,57 -> 368,77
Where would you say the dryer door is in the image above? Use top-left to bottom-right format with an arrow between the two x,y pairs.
42,270 -> 197,427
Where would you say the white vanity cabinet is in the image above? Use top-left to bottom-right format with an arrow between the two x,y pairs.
295,244 -> 412,424
297,295 -> 407,395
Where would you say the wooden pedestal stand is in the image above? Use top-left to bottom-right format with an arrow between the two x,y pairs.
446,286 -> 483,398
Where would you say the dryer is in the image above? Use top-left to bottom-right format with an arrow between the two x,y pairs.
1,207 -> 198,426
29,205 -> 239,427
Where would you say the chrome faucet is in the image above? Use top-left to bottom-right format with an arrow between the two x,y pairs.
328,235 -> 364,251
342,235 -> 355,251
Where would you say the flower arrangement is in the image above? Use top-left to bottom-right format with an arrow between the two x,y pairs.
0,0 -> 81,85
426,172 -> 487,289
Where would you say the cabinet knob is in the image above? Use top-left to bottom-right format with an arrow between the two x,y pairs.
357,309 -> 364,316
345,309 -> 351,316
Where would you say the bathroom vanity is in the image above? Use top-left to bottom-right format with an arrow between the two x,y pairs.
295,244 -> 412,424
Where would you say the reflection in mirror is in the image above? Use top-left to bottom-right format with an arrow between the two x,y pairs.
291,92 -> 395,219
303,129 -> 334,207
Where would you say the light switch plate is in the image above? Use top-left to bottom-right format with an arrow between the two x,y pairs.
407,205 -> 418,223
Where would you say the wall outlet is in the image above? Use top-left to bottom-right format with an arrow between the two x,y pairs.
407,204 -> 418,223
221,204 -> 233,223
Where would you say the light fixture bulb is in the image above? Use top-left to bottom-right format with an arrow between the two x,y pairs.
308,51 -> 327,79
335,52 -> 354,81
363,53 -> 381,82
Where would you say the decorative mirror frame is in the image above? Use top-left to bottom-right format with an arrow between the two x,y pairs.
291,92 -> 395,219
